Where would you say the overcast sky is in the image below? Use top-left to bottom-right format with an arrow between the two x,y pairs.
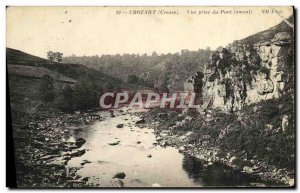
6,6 -> 293,58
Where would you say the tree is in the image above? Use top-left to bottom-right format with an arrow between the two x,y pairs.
127,75 -> 139,84
54,85 -> 74,112
39,74 -> 55,102
73,76 -> 100,110
47,51 -> 63,63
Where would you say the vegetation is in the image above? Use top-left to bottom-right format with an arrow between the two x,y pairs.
7,48 -> 128,92
53,85 -> 74,112
73,76 -> 101,110
63,49 -> 211,91
148,93 -> 294,170
39,75 -> 55,103
219,94 -> 294,169
127,75 -> 154,88
47,51 -> 63,62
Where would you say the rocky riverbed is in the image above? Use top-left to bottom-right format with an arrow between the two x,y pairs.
141,109 -> 294,187
12,109 -> 101,187
12,106 -> 294,188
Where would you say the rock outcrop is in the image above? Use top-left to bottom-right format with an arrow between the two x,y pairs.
200,32 -> 293,112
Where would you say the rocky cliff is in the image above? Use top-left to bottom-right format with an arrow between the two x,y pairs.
201,26 -> 294,112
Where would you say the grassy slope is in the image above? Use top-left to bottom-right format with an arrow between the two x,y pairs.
6,48 -> 129,89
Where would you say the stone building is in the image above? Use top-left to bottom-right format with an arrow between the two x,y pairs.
8,64 -> 76,101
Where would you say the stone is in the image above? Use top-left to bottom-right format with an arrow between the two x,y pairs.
282,115 -> 290,132
288,179 -> 295,186
116,124 -> 124,128
179,146 -> 185,153
229,156 -> 237,164
243,166 -> 254,174
147,154 -> 152,158
90,114 -> 101,120
113,172 -> 126,179
156,136 -> 162,141
80,160 -> 92,166
108,141 -> 120,146
136,119 -> 146,124
75,138 -> 86,147
271,32 -> 292,43
257,79 -> 274,95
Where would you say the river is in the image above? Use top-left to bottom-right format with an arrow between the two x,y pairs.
67,109 -> 268,187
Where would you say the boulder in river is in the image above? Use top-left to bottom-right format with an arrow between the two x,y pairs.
63,149 -> 86,158
80,160 -> 92,166
136,119 -> 146,124
108,141 -> 120,146
75,138 -> 86,147
116,124 -> 124,128
113,172 -> 126,179
179,146 -> 185,153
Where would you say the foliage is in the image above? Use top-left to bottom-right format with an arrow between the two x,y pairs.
219,95 -> 295,169
47,51 -> 63,62
127,75 -> 154,88
63,49 -> 211,90
73,75 -> 102,111
39,75 -> 55,103
53,85 -> 74,112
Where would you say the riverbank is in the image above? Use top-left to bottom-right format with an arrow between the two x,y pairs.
10,94 -> 294,187
11,104 -> 102,187
140,95 -> 295,187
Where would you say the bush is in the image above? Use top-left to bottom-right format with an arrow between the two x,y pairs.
73,75 -> 101,111
219,95 -> 294,169
54,85 -> 74,112
127,75 -> 154,88
39,75 -> 55,102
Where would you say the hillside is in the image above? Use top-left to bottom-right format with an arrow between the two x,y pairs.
238,16 -> 294,46
63,49 -> 211,91
6,48 -> 128,90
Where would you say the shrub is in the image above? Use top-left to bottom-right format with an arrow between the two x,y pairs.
39,74 -> 55,103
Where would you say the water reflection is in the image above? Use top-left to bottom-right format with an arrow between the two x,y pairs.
182,154 -> 270,187
66,110 -> 273,187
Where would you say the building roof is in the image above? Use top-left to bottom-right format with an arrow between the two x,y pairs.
7,64 -> 76,84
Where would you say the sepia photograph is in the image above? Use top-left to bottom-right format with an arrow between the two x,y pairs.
6,6 -> 295,188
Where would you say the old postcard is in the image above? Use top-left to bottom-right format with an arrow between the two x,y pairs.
6,6 -> 295,188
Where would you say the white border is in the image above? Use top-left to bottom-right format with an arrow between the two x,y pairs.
1,0 -> 298,193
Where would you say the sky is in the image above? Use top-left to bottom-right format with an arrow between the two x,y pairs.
6,6 -> 293,58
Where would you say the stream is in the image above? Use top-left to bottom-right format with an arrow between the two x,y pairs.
67,109 -> 268,187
